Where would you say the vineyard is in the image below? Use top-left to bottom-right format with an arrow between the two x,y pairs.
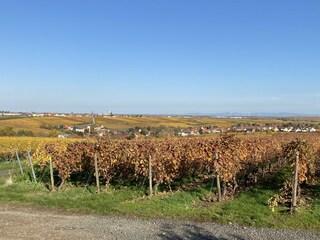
0,137 -> 80,162
1,134 -> 320,213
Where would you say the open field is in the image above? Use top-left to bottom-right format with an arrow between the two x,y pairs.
0,116 -> 92,135
96,116 -> 287,129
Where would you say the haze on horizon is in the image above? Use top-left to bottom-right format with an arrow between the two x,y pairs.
0,1 -> 319,115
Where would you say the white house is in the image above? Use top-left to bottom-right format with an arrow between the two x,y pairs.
310,128 -> 317,132
75,128 -> 85,133
58,134 -> 70,138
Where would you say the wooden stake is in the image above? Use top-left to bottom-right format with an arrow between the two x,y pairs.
291,150 -> 299,213
27,151 -> 37,183
94,153 -> 100,194
49,158 -> 55,191
217,174 -> 222,202
222,181 -> 227,199
149,155 -> 153,197
232,177 -> 238,195
215,152 -> 222,201
15,149 -> 24,176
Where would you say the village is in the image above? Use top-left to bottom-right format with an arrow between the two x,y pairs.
56,123 -> 318,139
1,111 -> 318,139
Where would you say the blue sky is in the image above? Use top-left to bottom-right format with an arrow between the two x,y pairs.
0,1 -> 319,114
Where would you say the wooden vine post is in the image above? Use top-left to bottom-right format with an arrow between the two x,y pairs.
49,158 -> 55,191
27,151 -> 37,183
291,150 -> 299,213
254,148 -> 259,181
94,152 -> 100,194
215,152 -> 222,202
149,155 -> 153,197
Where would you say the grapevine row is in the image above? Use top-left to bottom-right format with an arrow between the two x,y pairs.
43,134 -> 320,199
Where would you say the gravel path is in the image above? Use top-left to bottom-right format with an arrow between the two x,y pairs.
0,204 -> 319,240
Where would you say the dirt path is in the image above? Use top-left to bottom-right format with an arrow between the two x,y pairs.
0,204 -> 319,240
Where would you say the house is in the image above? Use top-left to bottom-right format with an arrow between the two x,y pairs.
210,129 -> 221,134
67,126 -> 74,131
74,126 -> 90,133
281,128 -> 289,132
245,127 -> 256,133
75,128 -> 85,133
58,134 -> 70,138
234,127 -> 247,132
32,113 -> 44,117
178,128 -> 200,137
189,128 -> 200,135
180,132 -> 189,137
94,125 -> 107,132
1,112 -> 21,116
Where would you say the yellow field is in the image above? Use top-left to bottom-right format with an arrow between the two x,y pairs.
0,116 -> 92,135
95,116 -> 287,129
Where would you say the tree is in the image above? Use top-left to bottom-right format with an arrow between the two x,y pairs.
0,127 -> 15,136
17,129 -> 34,137
140,128 -> 148,136
48,130 -> 59,138
127,132 -> 136,140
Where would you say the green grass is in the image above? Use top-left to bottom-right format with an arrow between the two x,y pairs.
0,160 -> 18,171
1,161 -> 320,232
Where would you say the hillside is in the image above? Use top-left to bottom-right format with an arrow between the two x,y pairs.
0,115 -> 319,137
